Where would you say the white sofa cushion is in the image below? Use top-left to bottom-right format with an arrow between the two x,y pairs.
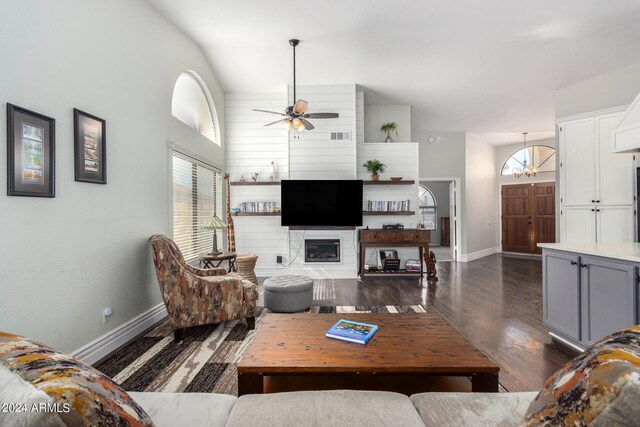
411,392 -> 539,427
128,392 -> 236,427
225,390 -> 425,427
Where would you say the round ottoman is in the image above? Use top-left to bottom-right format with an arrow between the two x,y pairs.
263,275 -> 313,313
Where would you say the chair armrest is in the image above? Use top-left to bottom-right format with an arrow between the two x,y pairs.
240,279 -> 259,303
186,264 -> 227,277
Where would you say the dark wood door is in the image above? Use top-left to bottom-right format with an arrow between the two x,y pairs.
502,185 -> 533,253
533,183 -> 555,254
502,183 -> 555,254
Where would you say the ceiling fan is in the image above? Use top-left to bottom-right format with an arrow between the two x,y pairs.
253,39 -> 339,131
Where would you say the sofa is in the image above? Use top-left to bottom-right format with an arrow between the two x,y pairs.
1,326 -> 639,426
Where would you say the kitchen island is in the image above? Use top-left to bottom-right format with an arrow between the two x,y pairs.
539,243 -> 640,350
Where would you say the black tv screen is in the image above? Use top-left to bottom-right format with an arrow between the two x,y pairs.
281,180 -> 363,227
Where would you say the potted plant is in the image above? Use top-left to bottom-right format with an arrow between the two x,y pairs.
363,159 -> 386,181
380,122 -> 399,143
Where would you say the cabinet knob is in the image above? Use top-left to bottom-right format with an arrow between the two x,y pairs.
591,200 -> 595,203
596,209 -> 600,212
580,263 -> 588,268
570,261 -> 577,265
596,200 -> 600,203
591,209 -> 595,212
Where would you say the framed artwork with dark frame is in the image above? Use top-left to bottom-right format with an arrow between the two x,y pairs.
74,108 -> 106,184
6,103 -> 56,197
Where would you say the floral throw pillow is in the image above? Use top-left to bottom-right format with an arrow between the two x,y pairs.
522,326 -> 640,426
0,331 -> 155,427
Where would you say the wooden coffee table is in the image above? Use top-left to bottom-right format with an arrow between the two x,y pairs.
238,312 -> 499,396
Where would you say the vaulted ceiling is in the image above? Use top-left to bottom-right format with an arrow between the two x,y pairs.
147,0 -> 640,133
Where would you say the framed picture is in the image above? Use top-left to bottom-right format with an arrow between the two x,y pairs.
7,103 -> 56,197
74,108 -> 106,184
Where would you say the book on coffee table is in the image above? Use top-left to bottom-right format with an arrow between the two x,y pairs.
325,319 -> 378,344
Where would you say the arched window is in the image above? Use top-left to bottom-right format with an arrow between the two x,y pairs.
171,70 -> 219,145
419,185 -> 437,230
501,145 -> 556,176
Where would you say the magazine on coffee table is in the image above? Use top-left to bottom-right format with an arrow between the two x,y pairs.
325,319 -> 378,344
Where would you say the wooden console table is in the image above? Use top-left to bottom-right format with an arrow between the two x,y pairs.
359,229 -> 436,280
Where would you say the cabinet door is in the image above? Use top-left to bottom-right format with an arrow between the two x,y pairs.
597,113 -> 634,205
561,207 -> 596,244
580,256 -> 636,346
543,251 -> 581,341
561,119 -> 596,206
596,206 -> 635,243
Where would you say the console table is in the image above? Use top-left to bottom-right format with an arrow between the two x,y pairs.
359,229 -> 436,280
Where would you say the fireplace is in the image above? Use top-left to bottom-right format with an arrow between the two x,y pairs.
305,239 -> 340,263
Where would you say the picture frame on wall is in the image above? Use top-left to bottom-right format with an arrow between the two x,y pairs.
74,108 -> 106,184
7,103 -> 56,197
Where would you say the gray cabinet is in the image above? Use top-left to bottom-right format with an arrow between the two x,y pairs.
579,256 -> 636,346
543,249 -> 639,349
543,251 -> 581,341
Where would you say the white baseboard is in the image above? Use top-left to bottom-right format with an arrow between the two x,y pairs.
460,247 -> 498,262
71,303 -> 167,366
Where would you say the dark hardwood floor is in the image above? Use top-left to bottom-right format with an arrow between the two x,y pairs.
262,254 -> 577,392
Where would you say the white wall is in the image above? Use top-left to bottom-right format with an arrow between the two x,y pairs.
464,134 -> 498,258
364,104 -> 412,142
0,0 -> 225,353
555,60 -> 640,118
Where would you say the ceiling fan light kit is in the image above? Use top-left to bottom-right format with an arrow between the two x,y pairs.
252,39 -> 339,132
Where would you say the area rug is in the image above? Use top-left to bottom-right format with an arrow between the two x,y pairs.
94,304 -> 427,396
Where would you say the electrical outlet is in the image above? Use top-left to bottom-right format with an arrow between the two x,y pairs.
103,307 -> 113,324
276,255 -> 283,264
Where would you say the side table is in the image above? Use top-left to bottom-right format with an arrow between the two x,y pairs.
199,252 -> 237,272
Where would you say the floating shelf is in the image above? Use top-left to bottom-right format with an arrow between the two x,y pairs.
233,212 -> 281,216
363,180 -> 415,185
363,211 -> 416,216
230,181 -> 281,186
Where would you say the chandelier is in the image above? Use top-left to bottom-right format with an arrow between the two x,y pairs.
513,132 -> 537,178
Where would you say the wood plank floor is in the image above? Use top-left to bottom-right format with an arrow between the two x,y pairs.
266,254 -> 577,392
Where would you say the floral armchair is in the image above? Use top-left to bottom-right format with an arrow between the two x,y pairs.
150,235 -> 258,342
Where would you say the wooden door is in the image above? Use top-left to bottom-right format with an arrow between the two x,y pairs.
533,183 -> 556,254
502,182 -> 556,253
502,184 -> 533,253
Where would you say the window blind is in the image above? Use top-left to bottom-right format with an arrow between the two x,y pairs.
172,152 -> 222,262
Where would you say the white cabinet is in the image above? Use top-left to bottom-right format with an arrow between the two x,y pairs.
558,108 -> 635,243
597,206 -> 635,243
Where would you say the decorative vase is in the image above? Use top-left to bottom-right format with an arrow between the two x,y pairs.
371,174 -> 380,181
385,131 -> 393,143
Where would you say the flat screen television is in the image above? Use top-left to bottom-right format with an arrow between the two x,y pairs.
281,180 -> 363,227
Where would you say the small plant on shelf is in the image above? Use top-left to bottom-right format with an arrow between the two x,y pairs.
380,122 -> 398,142
363,159 -> 386,181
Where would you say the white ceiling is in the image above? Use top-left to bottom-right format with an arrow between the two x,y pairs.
468,132 -> 556,146
147,0 -> 640,133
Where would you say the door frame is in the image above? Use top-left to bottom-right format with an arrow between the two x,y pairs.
419,177 -> 462,262
498,180 -> 555,254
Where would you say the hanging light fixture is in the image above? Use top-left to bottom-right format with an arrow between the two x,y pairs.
514,132 -> 537,178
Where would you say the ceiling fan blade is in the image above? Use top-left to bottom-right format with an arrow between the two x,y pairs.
264,119 -> 289,127
293,99 -> 308,115
253,109 -> 285,116
303,112 -> 340,119
300,118 -> 315,131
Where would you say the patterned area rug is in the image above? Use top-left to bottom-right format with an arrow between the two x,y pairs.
95,305 -> 427,396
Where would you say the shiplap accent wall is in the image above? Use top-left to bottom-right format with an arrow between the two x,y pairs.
289,85 -> 357,180
358,142 -> 420,266
225,93 -> 289,272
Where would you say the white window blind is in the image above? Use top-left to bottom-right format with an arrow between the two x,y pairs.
172,152 -> 222,262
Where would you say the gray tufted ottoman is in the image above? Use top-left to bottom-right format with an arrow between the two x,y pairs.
263,275 -> 313,313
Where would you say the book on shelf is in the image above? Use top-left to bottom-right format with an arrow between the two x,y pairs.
239,202 -> 281,213
366,200 -> 411,212
405,259 -> 421,272
325,319 -> 379,345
